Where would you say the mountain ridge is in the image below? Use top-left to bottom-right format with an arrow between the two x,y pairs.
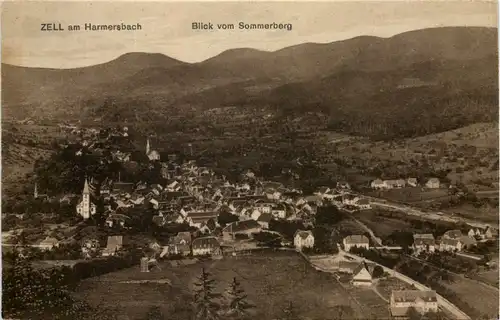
2,26 -> 498,140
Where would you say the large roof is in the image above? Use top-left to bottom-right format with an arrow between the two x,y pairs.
344,235 -> 369,244
391,290 -> 437,303
192,236 -> 220,248
223,220 -> 261,233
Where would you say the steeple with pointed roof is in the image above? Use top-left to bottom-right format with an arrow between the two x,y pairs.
76,177 -> 96,220
83,177 -> 90,194
146,137 -> 151,155
34,182 -> 38,199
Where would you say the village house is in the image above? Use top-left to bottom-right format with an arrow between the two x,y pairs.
338,261 -> 375,286
192,236 -> 222,256
250,209 -> 262,221
370,179 -> 386,189
390,290 -> 438,318
343,235 -> 370,252
105,214 -> 130,228
406,178 -> 418,187
384,179 -> 407,189
161,232 -> 192,257
271,203 -> 287,219
342,194 -> 360,206
354,198 -> 371,210
439,238 -> 463,252
442,229 -> 462,240
314,187 -> 331,198
222,220 -> 262,241
257,212 -> 273,229
425,178 -> 440,189
102,235 -> 124,257
254,201 -> 274,214
293,230 -> 314,251
336,181 -> 351,190
468,226 -> 494,240
186,211 -> 219,229
412,234 -> 436,254
35,236 -> 60,251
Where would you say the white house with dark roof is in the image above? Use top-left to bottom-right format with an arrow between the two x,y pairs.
390,290 -> 438,317
35,236 -> 60,251
192,236 -> 221,256
412,234 -> 436,254
351,261 -> 375,286
271,204 -> 287,219
370,179 -> 386,189
343,235 -> 370,252
354,198 -> 371,209
425,178 -> 440,189
293,230 -> 314,250
439,238 -> 463,252
222,220 -> 262,241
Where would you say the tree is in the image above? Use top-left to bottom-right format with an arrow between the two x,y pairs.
372,265 -> 384,278
223,277 -> 255,318
279,302 -> 301,320
192,268 -> 221,320
144,306 -> 165,320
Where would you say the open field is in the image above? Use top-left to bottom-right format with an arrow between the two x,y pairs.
366,188 -> 451,204
442,204 -> 499,224
348,286 -> 390,319
351,210 -> 417,238
337,219 -> 367,235
442,277 -> 499,319
75,251 -> 379,320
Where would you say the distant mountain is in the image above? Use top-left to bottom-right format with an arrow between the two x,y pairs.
2,26 -> 498,138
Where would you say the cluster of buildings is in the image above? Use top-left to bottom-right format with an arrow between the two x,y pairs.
314,186 -> 372,211
370,177 -> 440,190
412,227 -> 494,255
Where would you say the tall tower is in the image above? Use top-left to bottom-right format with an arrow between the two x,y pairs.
82,178 -> 91,219
146,137 -> 151,155
34,182 -> 38,199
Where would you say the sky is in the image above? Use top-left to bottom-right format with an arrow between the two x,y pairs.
1,1 -> 497,68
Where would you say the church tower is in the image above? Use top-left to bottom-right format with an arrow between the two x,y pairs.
76,177 -> 96,219
81,178 -> 91,218
34,182 -> 38,199
146,137 -> 151,155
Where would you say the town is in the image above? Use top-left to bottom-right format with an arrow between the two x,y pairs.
2,124 -> 498,320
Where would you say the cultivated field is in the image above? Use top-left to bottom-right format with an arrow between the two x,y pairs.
75,251 -> 379,320
367,188 -> 450,204
442,204 -> 499,224
442,277 -> 499,319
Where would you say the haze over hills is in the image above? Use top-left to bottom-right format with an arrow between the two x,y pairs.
2,26 -> 498,139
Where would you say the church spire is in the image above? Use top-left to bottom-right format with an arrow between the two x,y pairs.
146,137 -> 150,155
83,177 -> 90,194
34,182 -> 38,199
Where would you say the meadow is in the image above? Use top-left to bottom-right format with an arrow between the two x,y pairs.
75,251 -> 380,320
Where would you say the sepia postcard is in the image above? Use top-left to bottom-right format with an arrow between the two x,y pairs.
1,1 -> 499,319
